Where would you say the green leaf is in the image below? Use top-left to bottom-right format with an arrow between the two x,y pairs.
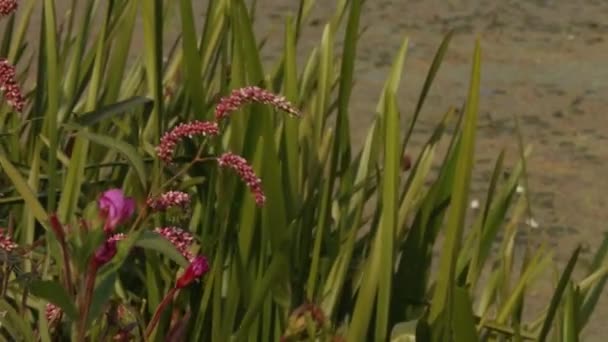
538,246 -> 581,342
67,126 -> 147,191
429,39 -> 481,335
87,272 -> 118,326
135,230 -> 189,268
0,299 -> 35,342
452,287 -> 479,342
75,96 -> 153,127
0,150 -> 49,230
29,280 -> 78,320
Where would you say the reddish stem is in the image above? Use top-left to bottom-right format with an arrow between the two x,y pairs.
144,287 -> 179,339
77,259 -> 99,341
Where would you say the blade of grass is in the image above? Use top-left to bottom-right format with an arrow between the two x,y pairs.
428,40 -> 481,335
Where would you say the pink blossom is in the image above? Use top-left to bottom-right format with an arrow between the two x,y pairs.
147,191 -> 190,212
0,58 -> 24,112
98,189 -> 135,233
176,256 -> 209,288
0,228 -> 17,252
156,120 -> 219,164
0,0 -> 17,17
215,86 -> 300,121
154,227 -> 194,261
217,152 -> 265,207
45,303 -> 62,326
93,233 -> 125,267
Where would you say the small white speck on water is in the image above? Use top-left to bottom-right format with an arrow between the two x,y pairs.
516,185 -> 525,194
525,217 -> 539,229
470,199 -> 480,209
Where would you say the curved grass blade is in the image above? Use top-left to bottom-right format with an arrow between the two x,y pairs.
538,246 -> 581,342
67,126 -> 147,191
75,96 -> 153,127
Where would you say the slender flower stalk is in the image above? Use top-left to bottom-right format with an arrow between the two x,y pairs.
217,152 -> 266,207
145,256 -> 209,338
156,120 -> 219,164
144,287 -> 178,339
49,214 -> 74,294
0,58 -> 24,112
78,234 -> 125,341
0,0 -> 17,17
215,86 -> 300,121
147,191 -> 191,212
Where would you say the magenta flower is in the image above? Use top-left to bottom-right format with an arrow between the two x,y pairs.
176,256 -> 210,288
217,152 -> 266,207
215,86 -> 300,121
154,227 -> 195,261
0,228 -> 17,252
0,58 -> 24,112
147,191 -> 190,212
93,233 -> 125,267
98,189 -> 135,233
0,0 -> 17,17
155,120 -> 219,163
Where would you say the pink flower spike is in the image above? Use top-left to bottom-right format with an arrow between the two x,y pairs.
217,152 -> 265,207
215,86 -> 300,121
45,303 -> 62,326
176,256 -> 210,288
0,59 -> 24,112
154,227 -> 195,262
0,0 -> 17,17
156,120 -> 219,164
98,189 -> 136,234
147,191 -> 190,212
0,228 -> 17,252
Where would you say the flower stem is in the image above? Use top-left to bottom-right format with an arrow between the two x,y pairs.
77,260 -> 99,341
144,287 -> 178,339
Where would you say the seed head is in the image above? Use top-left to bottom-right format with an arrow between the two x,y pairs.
217,152 -> 265,207
215,86 -> 299,121
154,227 -> 195,261
0,0 -> 17,17
147,191 -> 190,212
45,303 -> 62,326
0,228 -> 17,252
156,121 -> 219,163
0,58 -> 24,112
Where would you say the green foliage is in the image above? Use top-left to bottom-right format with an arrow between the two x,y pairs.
0,1 -> 605,341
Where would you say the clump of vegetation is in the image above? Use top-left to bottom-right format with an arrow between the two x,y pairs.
0,1 -> 606,341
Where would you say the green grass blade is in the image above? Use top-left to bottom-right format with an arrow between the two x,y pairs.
538,246 -> 581,342
42,0 -> 60,212
69,127 -> 147,191
429,39 -> 481,334
0,149 -> 49,230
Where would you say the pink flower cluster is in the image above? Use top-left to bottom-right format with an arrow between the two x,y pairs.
45,303 -> 62,326
156,121 -> 219,163
215,86 -> 300,121
0,0 -> 17,16
0,58 -> 24,112
218,152 -> 265,207
0,228 -> 17,252
147,191 -> 190,212
154,226 -> 195,262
